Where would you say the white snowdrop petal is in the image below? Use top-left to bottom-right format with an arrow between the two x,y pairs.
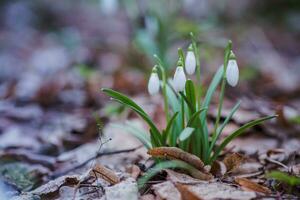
226,60 -> 239,87
185,51 -> 196,75
173,67 -> 187,92
148,73 -> 160,95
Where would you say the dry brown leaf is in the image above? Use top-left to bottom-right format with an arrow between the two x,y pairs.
175,183 -> 202,200
211,161 -> 227,177
152,181 -> 182,200
148,147 -> 213,180
105,178 -> 138,200
176,182 -> 256,200
148,147 -> 205,171
30,175 -> 80,199
126,164 -> 141,180
166,169 -> 206,185
140,194 -> 156,200
90,164 -> 120,185
235,177 -> 271,194
223,153 -> 245,173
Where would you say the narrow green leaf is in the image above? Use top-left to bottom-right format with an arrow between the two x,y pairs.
179,127 -> 195,141
187,108 -> 207,126
111,122 -> 152,149
165,84 -> 182,145
185,79 -> 196,112
266,171 -> 300,186
164,112 -> 179,143
210,115 -> 277,163
138,160 -> 201,189
179,92 -> 194,112
199,66 -> 224,163
102,88 -> 163,146
200,66 -> 224,123
209,101 -> 241,153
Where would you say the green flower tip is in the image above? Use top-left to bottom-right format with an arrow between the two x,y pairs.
229,50 -> 236,60
177,59 -> 184,67
188,43 -> 193,51
152,65 -> 158,73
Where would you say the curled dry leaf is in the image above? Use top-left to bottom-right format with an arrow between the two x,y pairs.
235,177 -> 272,194
148,147 -> 213,180
223,153 -> 245,173
89,164 -> 120,185
148,147 -> 205,171
211,161 -> 227,177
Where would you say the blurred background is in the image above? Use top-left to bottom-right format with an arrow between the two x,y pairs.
0,0 -> 300,158
0,1 -> 300,197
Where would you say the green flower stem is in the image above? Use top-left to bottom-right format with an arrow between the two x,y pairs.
190,32 -> 201,109
157,65 -> 170,122
213,76 -> 226,136
181,95 -> 185,129
212,41 -> 232,141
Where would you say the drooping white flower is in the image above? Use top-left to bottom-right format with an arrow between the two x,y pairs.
173,66 -> 186,92
148,72 -> 160,95
185,50 -> 196,75
226,59 -> 239,87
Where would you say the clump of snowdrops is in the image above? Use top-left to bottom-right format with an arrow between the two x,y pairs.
102,33 -> 276,165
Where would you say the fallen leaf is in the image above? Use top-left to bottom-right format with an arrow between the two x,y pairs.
152,181 -> 181,200
166,170 -> 206,185
30,175 -> 80,199
176,181 -> 256,200
140,194 -> 155,200
223,153 -> 245,173
126,165 -> 141,180
235,177 -> 272,194
105,178 -> 138,200
211,161 -> 227,177
148,147 -> 205,171
88,164 -> 120,185
175,183 -> 201,200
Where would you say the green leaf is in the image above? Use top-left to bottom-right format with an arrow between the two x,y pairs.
179,92 -> 194,113
111,122 -> 152,149
210,115 -> 277,163
137,160 -> 200,189
102,88 -> 162,146
187,108 -> 207,126
163,112 -> 179,146
185,79 -> 196,112
154,54 -> 164,69
200,66 -> 224,124
199,66 -> 224,162
266,171 -> 300,186
179,127 -> 195,141
209,101 -> 241,153
166,84 -> 182,142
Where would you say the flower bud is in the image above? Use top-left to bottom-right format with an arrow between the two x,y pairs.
173,66 -> 186,92
226,52 -> 239,87
185,45 -> 196,75
148,68 -> 160,95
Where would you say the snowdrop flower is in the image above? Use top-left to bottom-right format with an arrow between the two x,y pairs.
185,44 -> 196,75
173,63 -> 186,92
148,67 -> 160,95
226,51 -> 239,87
